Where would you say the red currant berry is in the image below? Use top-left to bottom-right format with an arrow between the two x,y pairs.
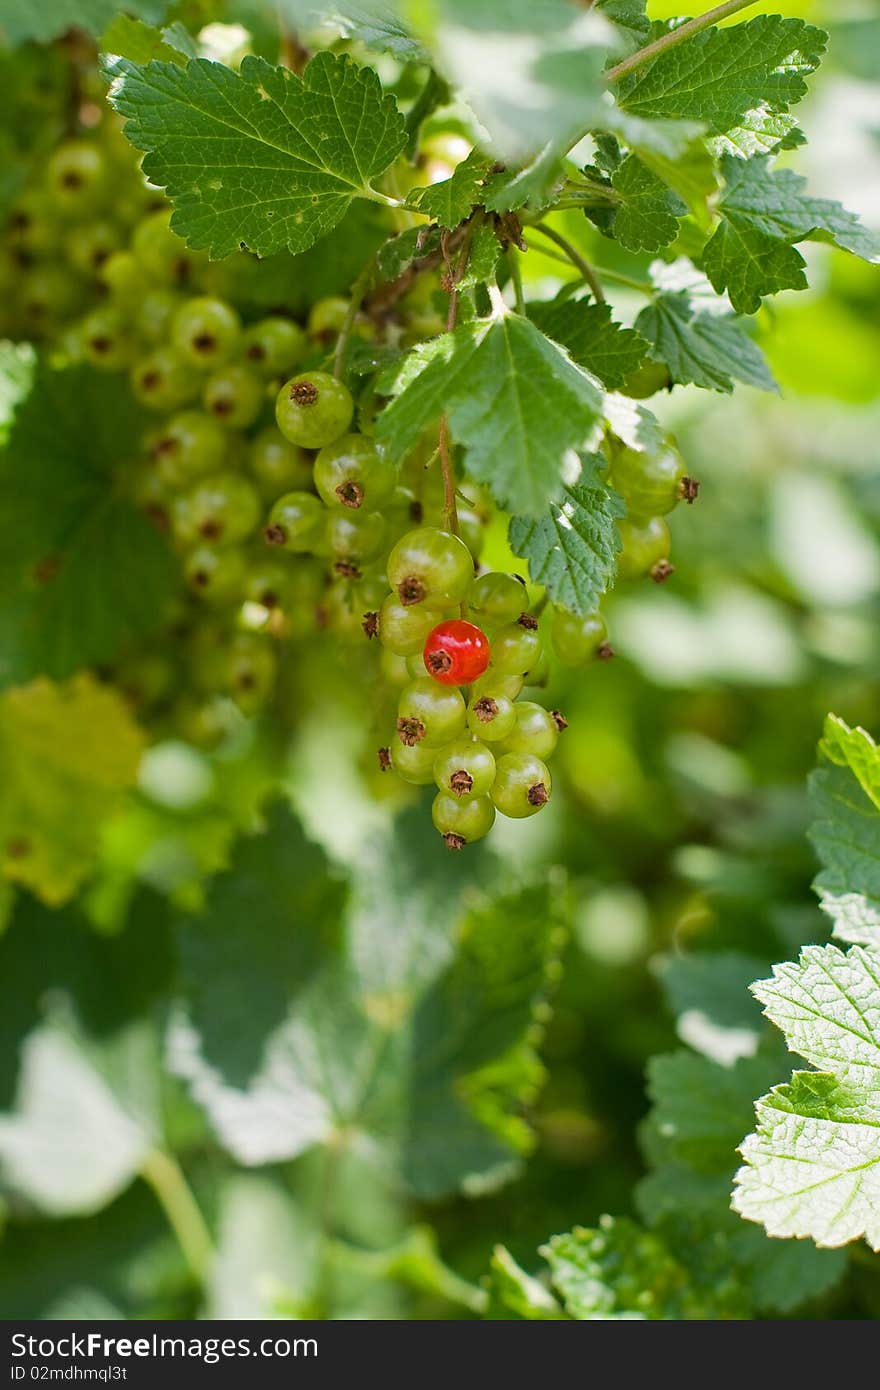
423,620 -> 490,686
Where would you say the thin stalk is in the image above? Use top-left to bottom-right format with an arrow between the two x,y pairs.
140,1149 -> 214,1284
604,0 -> 760,84
508,248 -> 526,315
438,226 -> 475,551
591,265 -> 654,294
438,418 -> 459,539
527,224 -> 605,303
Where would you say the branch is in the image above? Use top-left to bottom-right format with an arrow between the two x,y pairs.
527,224 -> 605,304
604,0 -> 760,84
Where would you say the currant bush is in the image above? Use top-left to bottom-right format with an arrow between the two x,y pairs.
0,50 -> 703,849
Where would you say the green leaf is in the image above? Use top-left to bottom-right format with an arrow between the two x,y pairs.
481,144 -> 565,214
606,154 -> 684,253
615,16 -> 826,136
639,1047 -> 848,1312
541,1218 -> 707,1320
0,1016 -> 156,1216
376,308 -> 604,516
733,943 -> 880,1250
595,0 -> 649,50
170,804 -> 563,1198
635,292 -> 777,394
108,51 -> 406,258
0,361 -> 177,685
809,717 -> 880,945
0,0 -> 168,45
661,949 -> 769,1060
509,469 -> 622,616
528,299 -> 649,390
409,151 -> 492,228
417,0 -> 616,161
207,1174 -> 316,1319
634,137 -> 718,231
458,221 -> 501,289
101,14 -> 195,67
376,225 -> 439,282
278,1 -> 427,62
485,1246 -> 563,1319
0,675 -> 144,907
704,154 -> 880,314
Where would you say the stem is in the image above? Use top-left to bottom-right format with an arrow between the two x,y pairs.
593,265 -> 654,294
405,69 -> 451,157
527,224 -> 605,303
334,262 -> 374,379
604,0 -> 760,83
140,1149 -> 214,1284
438,418 -> 459,539
508,248 -> 526,315
437,227 -> 475,549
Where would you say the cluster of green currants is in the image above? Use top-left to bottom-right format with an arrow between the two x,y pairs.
0,123 -> 171,342
606,437 -> 698,583
368,531 -> 570,848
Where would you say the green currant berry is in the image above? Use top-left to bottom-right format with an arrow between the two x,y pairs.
616,516 -> 673,582
431,791 -> 495,848
397,678 -> 466,748
136,287 -> 181,345
457,505 -> 485,560
378,595 -> 444,656
99,249 -> 149,307
491,752 -> 552,818
203,364 -> 264,428
466,692 -> 517,742
184,544 -> 247,604
325,509 -> 386,564
47,140 -> 107,216
433,737 -> 496,799
380,647 -> 411,687
186,472 -> 262,546
490,616 -> 542,675
19,265 -> 85,330
131,209 -> 201,285
469,571 -> 528,626
186,620 -> 235,694
264,491 -> 325,552
151,410 -> 228,487
551,609 -> 611,665
243,555 -> 294,610
497,702 -> 562,760
172,694 -> 229,749
471,669 -> 524,701
313,434 -> 396,512
171,296 -> 242,368
386,526 -> 473,607
275,370 -> 353,448
322,574 -> 387,641
130,348 -> 201,411
248,426 -> 313,498
307,296 -> 349,341
7,190 -> 60,257
225,633 -> 276,716
390,737 -> 437,786
81,305 -> 132,370
67,219 -> 121,276
115,651 -> 176,708
523,650 -> 550,688
611,440 -> 689,521
242,317 -> 306,377
621,359 -> 671,399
